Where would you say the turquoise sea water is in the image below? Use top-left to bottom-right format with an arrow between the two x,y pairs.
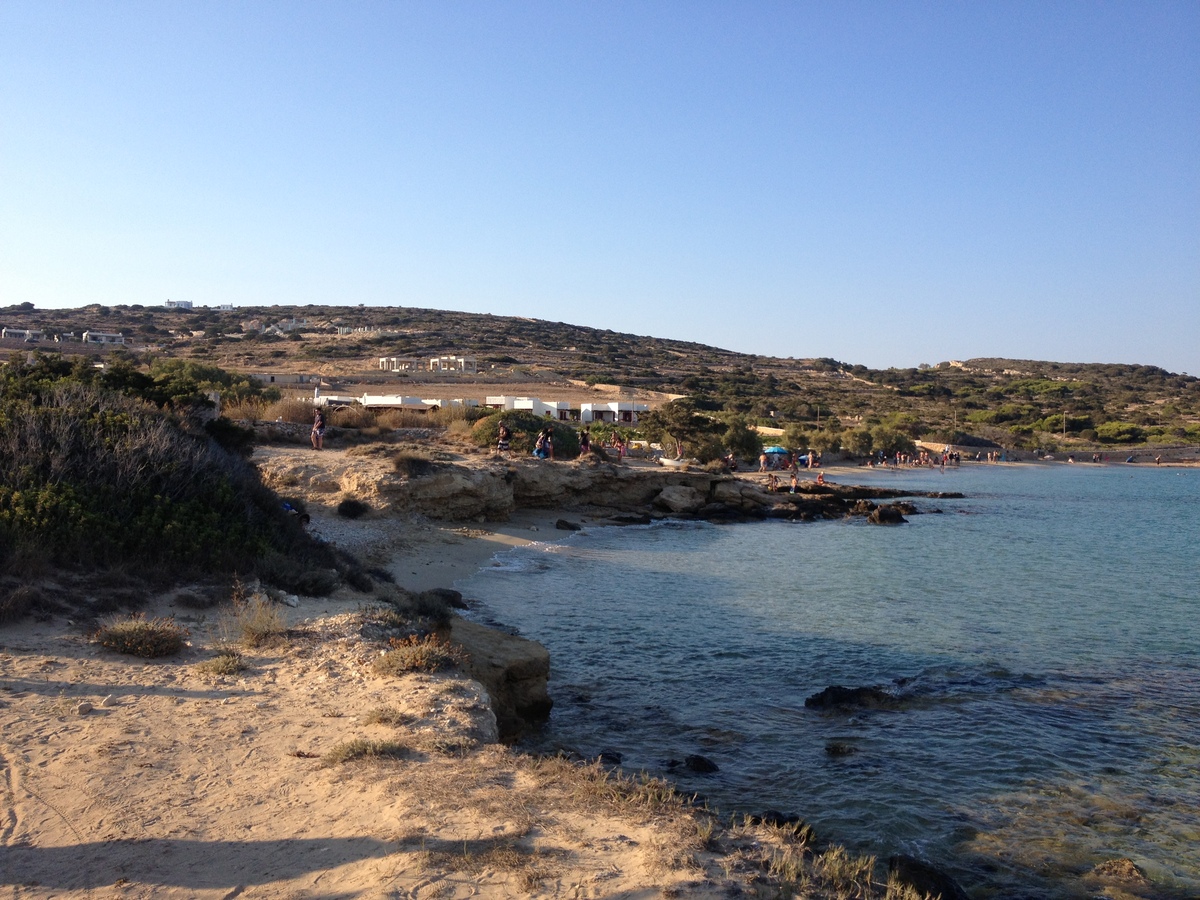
456,464 -> 1200,898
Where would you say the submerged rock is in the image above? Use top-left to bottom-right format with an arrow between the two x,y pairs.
804,685 -> 899,710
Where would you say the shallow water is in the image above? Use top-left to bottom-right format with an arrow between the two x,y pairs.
457,463 -> 1200,897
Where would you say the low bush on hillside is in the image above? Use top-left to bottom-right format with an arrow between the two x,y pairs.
472,410 -> 580,458
94,614 -> 188,658
0,354 -> 347,589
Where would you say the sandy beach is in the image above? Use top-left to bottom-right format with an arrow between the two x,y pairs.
1,452 -> 843,899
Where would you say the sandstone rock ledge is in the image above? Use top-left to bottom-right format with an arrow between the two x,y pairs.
256,447 -> 958,524
450,617 -> 552,742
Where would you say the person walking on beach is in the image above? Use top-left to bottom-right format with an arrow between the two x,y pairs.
311,408 -> 325,451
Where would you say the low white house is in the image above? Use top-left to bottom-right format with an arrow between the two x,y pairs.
581,401 -> 649,424
1,328 -> 43,341
82,331 -> 126,345
484,396 -> 571,419
359,394 -> 435,410
515,398 -> 571,420
165,299 -> 193,309
421,398 -> 480,410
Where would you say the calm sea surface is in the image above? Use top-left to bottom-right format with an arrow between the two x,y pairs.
456,463 -> 1200,898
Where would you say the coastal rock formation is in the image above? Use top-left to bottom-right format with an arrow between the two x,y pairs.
804,684 -> 900,710
653,484 -> 707,514
867,505 -> 908,525
256,446 -> 958,526
449,617 -> 552,742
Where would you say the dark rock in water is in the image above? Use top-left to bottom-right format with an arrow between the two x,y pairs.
888,855 -> 970,900
850,499 -> 877,516
608,514 -> 652,526
684,753 -> 720,773
419,587 -> 468,609
867,505 -> 907,525
893,501 -> 917,515
824,741 -> 858,757
805,685 -> 899,710
665,754 -> 720,774
597,749 -> 623,765
555,518 -> 581,531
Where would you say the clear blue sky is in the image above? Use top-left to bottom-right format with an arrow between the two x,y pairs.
2,2 -> 1197,373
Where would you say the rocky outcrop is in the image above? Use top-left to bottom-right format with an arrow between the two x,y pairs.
449,617 -> 552,742
653,484 -> 707,514
804,685 -> 900,710
256,446 -> 958,525
867,505 -> 907,525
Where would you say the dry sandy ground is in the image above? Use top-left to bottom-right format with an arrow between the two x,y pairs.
1,501 -> 816,899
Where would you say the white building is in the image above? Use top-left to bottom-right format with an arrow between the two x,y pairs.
581,401 -> 649,424
514,398 -> 571,420
429,355 -> 477,374
359,394 -> 435,410
165,299 -> 193,310
379,357 -> 423,372
1,328 -> 43,341
82,331 -> 126,345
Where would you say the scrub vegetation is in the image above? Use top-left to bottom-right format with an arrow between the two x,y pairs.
0,353 -> 355,594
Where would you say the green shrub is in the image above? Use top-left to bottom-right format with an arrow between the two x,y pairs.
372,634 -> 467,676
0,357 -> 327,581
94,614 -> 188,658
472,411 -> 580,458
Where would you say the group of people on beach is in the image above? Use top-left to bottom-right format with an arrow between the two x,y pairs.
758,450 -> 819,472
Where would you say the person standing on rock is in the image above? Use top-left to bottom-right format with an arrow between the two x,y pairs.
496,420 -> 511,457
579,427 -> 590,455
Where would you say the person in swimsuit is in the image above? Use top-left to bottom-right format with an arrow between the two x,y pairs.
311,409 -> 325,450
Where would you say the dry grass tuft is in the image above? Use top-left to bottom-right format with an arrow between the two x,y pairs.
321,738 -> 408,766
263,398 -> 314,424
422,834 -> 560,892
94,614 -> 188,658
195,650 -> 246,676
220,581 -> 288,648
372,634 -> 467,676
360,705 -> 413,727
393,450 -> 435,477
